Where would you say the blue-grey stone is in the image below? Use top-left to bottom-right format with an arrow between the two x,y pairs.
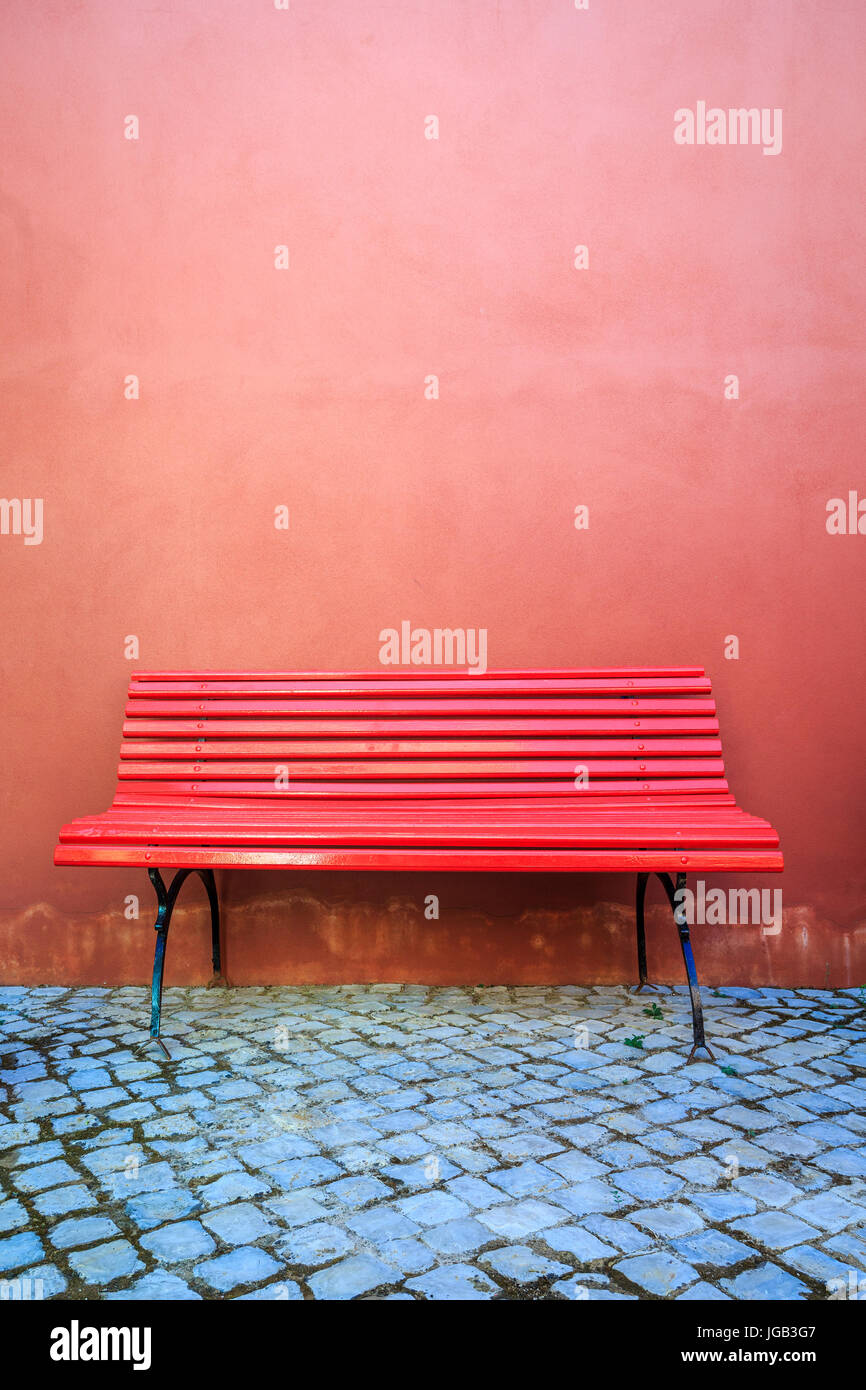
308,1253 -> 396,1300
141,1221 -> 215,1263
347,1207 -> 420,1245
672,1229 -> 754,1268
676,1281 -> 730,1301
784,1244 -> 856,1285
541,1225 -> 616,1261
0,1199 -> 28,1233
406,1262 -> 498,1301
479,1198 -> 569,1239
721,1262 -> 810,1300
278,1222 -> 356,1265
482,1245 -> 570,1283
266,1191 -> 331,1227
611,1167 -> 683,1202
201,1202 -> 277,1246
327,1175 -> 391,1207
126,1188 -> 201,1229
0,1231 -> 44,1272
732,1211 -> 819,1251
49,1216 -> 119,1249
615,1251 -> 698,1296
13,1160 -> 79,1193
395,1191 -> 471,1227
69,1239 -> 144,1285
421,1218 -> 492,1255
197,1171 -> 271,1207
193,1245 -> 281,1292
107,1271 -> 202,1300
5,1263 -> 67,1299
235,1281 -> 303,1300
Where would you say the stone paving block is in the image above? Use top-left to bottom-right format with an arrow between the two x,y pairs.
540,1225 -> 617,1262
814,1148 -> 866,1179
200,1202 -> 278,1246
279,1221 -> 356,1265
125,1188 -> 201,1229
553,1275 -> 638,1301
482,1245 -> 570,1283
8,1263 -> 67,1299
783,1244 -> 857,1285
193,1245 -> 281,1293
421,1217 -> 492,1256
141,1221 -> 215,1263
69,1239 -> 144,1286
721,1262 -> 810,1300
0,1230 -> 44,1272
583,1214 -> 653,1253
732,1211 -> 820,1251
487,1160 -> 566,1199
107,1272 -> 202,1300
615,1251 -> 698,1296
13,1160 -> 80,1193
308,1253 -> 396,1300
265,1191 -> 332,1227
327,1175 -> 391,1207
687,1192 -> 758,1223
676,1281 -> 730,1300
99,1163 -> 177,1201
235,1280 -> 303,1300
395,1191 -> 471,1227
49,1216 -> 119,1249
0,1199 -> 29,1233
553,1179 -> 624,1219
406,1262 -> 498,1301
671,1228 -> 754,1268
477,1198 -> 569,1239
197,1171 -> 272,1207
631,1204 -> 703,1239
788,1190 -> 866,1234
611,1166 -> 683,1202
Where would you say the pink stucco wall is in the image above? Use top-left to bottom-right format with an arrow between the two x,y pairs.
1,2 -> 864,986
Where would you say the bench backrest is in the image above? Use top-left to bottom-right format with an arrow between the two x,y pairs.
114,668 -> 730,809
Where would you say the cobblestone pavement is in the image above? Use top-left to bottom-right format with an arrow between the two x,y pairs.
1,983 -> 865,1301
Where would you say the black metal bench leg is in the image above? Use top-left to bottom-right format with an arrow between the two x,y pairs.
147,866 -> 224,1055
148,868 -> 173,1057
632,872 -> 660,993
656,871 -> 714,1062
198,868 -> 227,989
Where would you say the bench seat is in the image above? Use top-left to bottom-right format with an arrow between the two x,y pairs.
55,668 -> 783,1056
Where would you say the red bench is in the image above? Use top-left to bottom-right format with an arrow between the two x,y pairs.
55,668 -> 782,1059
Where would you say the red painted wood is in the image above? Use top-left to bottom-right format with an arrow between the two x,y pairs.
130,667 -> 708,681
117,757 -> 726,780
111,777 -> 731,798
128,676 -> 713,697
123,716 -> 722,737
55,669 -> 782,875
125,696 -> 718,718
54,844 -> 785,871
119,737 -> 724,758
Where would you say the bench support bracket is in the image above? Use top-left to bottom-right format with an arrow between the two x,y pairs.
632,871 -> 714,1063
147,867 -> 223,1054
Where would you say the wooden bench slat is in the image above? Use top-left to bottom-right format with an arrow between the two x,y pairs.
113,776 -> 731,798
128,676 -> 713,698
122,717 -> 722,737
54,844 -> 785,872
130,667 -> 709,681
119,737 -> 723,759
117,758 -> 726,780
